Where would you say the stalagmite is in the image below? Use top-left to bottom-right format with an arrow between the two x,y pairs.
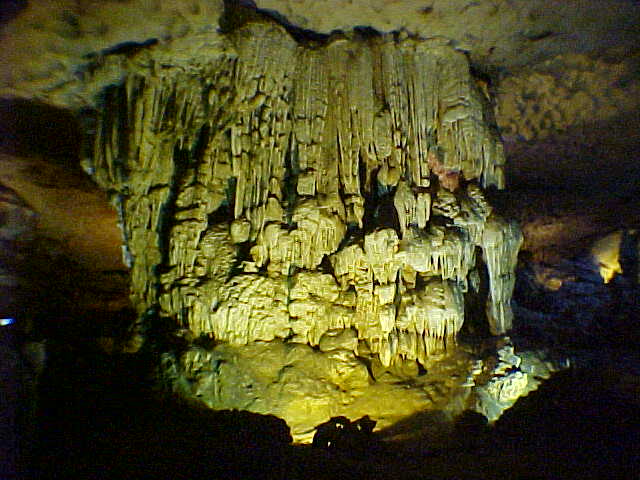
86,18 -> 519,369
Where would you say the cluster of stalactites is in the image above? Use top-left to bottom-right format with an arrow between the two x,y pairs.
87,21 -> 517,367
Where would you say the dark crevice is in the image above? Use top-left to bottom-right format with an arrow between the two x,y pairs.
525,30 -> 556,42
84,38 -> 159,59
155,142 -> 195,270
220,0 -> 330,44
460,247 -> 492,340
207,203 -> 233,227
161,89 -> 178,131
190,124 -> 211,179
224,176 -> 237,212
282,133 -> 299,226
0,98 -> 81,163
318,255 -> 334,275
0,0 -> 27,25
221,0 -> 408,47
229,240 -> 252,279
359,162 -> 382,234
368,189 -> 401,235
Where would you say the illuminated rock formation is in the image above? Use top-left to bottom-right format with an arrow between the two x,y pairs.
85,19 -> 521,368
591,230 -> 624,284
472,342 -> 559,423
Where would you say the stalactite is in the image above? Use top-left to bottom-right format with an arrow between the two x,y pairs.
481,216 -> 523,334
88,20 -> 519,367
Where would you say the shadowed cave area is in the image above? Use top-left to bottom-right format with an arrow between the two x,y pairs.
1,1 -> 640,479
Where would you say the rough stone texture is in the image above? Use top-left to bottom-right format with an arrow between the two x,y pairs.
0,0 -> 225,107
2,1 -> 639,182
162,339 -> 476,442
0,1 -> 638,270
496,53 -> 640,191
1,0 -> 637,453
252,2 -> 640,193
84,21 -> 521,366
38,17 -> 532,439
472,342 -> 559,423
497,54 -> 640,143
255,1 -> 640,70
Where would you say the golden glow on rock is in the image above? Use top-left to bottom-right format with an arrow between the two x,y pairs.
85,19 -> 525,439
169,340 -> 476,443
591,231 -> 623,283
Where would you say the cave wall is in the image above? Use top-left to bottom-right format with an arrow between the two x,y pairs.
0,0 -> 637,457
1,0 -> 638,273
84,20 -> 522,366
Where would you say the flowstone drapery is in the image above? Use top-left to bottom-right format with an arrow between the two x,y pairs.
87,20 -> 521,370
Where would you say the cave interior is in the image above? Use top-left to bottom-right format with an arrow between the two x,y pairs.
1,1 -> 639,479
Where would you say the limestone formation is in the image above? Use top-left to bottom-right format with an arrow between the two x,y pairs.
472,341 -> 563,423
162,339 -> 475,442
591,230 -> 623,284
85,19 -> 520,370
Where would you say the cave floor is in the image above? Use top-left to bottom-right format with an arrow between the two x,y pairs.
8,335 -> 637,480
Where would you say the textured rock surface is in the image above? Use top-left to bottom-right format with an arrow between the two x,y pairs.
64,18 -> 528,438
255,1 -> 640,69
0,1 -> 638,473
471,341 -> 560,423
0,0 -> 225,106
84,21 -> 522,365
162,339 -> 475,442
4,0 -> 637,98
2,1 -> 638,193
496,53 -> 640,191
0,1 -> 638,271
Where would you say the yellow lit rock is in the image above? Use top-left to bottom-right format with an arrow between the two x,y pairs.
84,18 -> 522,440
591,230 -> 623,283
166,339 -> 476,442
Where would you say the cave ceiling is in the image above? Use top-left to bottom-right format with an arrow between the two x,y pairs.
0,0 -> 639,292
